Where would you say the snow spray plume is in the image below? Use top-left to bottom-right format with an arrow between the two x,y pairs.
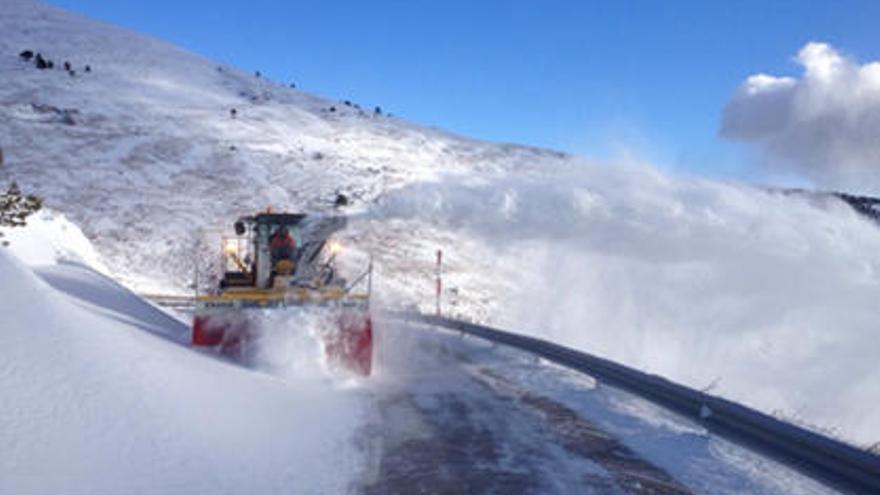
245,308 -> 332,382
372,161 -> 880,444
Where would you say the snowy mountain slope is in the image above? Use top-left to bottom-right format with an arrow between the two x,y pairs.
2,0 -> 880,448
0,0 -> 567,295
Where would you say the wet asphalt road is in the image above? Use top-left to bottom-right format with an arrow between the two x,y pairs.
356,325 -> 692,495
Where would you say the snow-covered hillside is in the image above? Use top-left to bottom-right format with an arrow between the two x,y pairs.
2,0 -> 879,447
0,0 -> 566,295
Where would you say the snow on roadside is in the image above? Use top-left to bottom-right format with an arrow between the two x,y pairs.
2,208 -> 107,270
0,249 -> 371,495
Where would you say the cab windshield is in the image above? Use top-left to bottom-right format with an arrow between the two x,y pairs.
267,223 -> 302,263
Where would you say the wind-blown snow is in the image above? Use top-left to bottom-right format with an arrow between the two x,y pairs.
372,164 -> 880,444
2,0 -> 879,449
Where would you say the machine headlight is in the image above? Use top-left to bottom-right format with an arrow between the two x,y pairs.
223,238 -> 239,255
328,240 -> 343,256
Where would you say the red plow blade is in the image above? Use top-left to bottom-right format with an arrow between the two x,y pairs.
192,309 -> 373,376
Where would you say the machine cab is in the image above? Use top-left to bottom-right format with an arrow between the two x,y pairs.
220,213 -> 345,291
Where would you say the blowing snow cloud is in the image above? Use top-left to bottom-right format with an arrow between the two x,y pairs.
721,42 -> 880,192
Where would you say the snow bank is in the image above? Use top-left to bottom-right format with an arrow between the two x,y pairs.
0,250 -> 369,494
2,208 -> 106,270
373,163 -> 880,445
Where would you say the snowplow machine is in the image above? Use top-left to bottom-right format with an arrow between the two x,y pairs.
191,212 -> 373,376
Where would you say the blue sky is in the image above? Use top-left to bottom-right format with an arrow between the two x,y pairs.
46,0 -> 880,179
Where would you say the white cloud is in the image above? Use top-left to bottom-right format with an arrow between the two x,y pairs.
721,42 -> 880,192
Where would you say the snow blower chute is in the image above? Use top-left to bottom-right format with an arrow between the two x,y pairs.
191,212 -> 373,376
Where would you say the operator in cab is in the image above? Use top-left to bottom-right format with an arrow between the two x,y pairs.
269,225 -> 296,262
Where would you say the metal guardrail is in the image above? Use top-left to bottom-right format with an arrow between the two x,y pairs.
396,312 -> 880,495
